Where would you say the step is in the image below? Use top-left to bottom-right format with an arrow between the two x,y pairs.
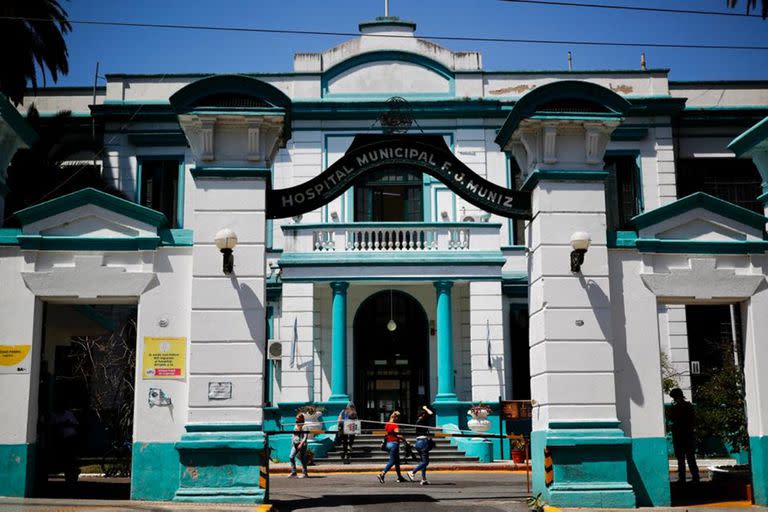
315,455 -> 481,463
334,439 -> 454,446
324,447 -> 462,453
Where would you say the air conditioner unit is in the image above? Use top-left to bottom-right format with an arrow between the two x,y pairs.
267,339 -> 283,360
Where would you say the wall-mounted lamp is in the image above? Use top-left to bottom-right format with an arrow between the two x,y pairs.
569,231 -> 591,273
214,228 -> 238,275
440,211 -> 450,222
330,211 -> 339,223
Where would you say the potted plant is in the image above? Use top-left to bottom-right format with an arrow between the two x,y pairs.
297,405 -> 326,440
526,493 -> 545,512
467,403 -> 492,434
510,438 -> 527,464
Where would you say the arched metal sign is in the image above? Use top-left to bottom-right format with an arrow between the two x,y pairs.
266,134 -> 531,219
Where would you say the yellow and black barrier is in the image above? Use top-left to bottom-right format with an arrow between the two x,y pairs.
544,448 -> 554,487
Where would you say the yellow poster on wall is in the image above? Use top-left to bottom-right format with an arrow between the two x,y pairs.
142,337 -> 186,379
0,345 -> 32,374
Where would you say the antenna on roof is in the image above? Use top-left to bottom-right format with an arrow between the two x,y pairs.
567,51 -> 573,71
640,52 -> 647,71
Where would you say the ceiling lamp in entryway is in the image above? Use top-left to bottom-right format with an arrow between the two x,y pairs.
387,289 -> 397,332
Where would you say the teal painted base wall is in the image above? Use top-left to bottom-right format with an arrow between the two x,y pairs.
530,426 -> 636,508
628,437 -> 671,506
751,435 -> 768,506
268,434 -> 294,462
531,430 -> 550,502
174,427 -> 267,504
0,444 -> 34,497
131,442 -> 179,501
458,438 -> 493,463
433,400 -> 463,429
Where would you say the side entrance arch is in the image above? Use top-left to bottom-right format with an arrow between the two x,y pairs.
353,290 -> 429,425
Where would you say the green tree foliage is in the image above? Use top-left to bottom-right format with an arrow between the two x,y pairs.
0,0 -> 72,105
727,0 -> 768,18
660,352 -> 682,394
3,105 -> 127,227
694,345 -> 749,453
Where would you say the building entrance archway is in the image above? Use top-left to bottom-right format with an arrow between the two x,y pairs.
353,290 -> 429,425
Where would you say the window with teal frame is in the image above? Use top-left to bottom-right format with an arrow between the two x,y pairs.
137,156 -> 184,228
354,167 -> 423,222
605,153 -> 643,231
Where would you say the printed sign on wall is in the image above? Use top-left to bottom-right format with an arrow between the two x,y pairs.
0,345 -> 31,374
142,337 -> 186,379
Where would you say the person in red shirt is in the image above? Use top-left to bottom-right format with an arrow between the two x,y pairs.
377,411 -> 407,483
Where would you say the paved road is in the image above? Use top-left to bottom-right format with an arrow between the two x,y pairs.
269,471 -> 531,511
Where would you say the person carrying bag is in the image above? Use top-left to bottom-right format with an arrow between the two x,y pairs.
289,414 -> 309,478
406,406 -> 435,485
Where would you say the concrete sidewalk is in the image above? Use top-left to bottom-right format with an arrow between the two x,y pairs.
0,498 -> 272,511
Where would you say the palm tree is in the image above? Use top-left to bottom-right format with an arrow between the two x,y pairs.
0,0 -> 72,106
727,0 -> 768,18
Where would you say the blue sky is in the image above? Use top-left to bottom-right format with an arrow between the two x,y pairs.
52,0 -> 768,86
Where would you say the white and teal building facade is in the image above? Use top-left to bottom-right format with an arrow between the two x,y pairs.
2,16 -> 768,508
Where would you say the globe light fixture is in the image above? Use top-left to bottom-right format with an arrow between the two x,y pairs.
387,289 -> 397,332
214,228 -> 238,274
569,231 -> 591,273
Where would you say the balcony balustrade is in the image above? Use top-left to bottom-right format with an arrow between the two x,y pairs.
282,222 -> 502,254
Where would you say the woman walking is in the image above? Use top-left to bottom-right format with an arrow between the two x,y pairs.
377,411 -> 407,483
407,406 -> 435,485
337,402 -> 358,464
289,413 -> 309,478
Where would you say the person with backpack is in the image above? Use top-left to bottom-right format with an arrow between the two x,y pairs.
377,411 -> 407,483
406,406 -> 435,485
289,413 -> 309,478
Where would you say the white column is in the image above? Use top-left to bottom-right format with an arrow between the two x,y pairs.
742,269 -> 768,505
0,250 -> 41,496
188,176 -> 267,424
469,281 -> 505,401
278,282 -> 314,402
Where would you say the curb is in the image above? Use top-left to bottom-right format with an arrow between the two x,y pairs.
269,462 -> 527,474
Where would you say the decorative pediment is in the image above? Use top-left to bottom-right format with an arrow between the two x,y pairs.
322,51 -> 453,98
169,75 -> 291,167
12,188 -> 176,250
630,192 -> 767,242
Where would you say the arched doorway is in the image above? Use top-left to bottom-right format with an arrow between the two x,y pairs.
354,290 -> 429,425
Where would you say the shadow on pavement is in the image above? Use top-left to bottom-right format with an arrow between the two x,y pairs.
272,493 -> 436,510
670,480 -> 750,506
38,478 -> 131,500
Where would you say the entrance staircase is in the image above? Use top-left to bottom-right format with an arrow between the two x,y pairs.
314,430 -> 480,465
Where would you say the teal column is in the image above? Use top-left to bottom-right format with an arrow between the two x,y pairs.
329,281 -> 350,402
434,280 -> 456,401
